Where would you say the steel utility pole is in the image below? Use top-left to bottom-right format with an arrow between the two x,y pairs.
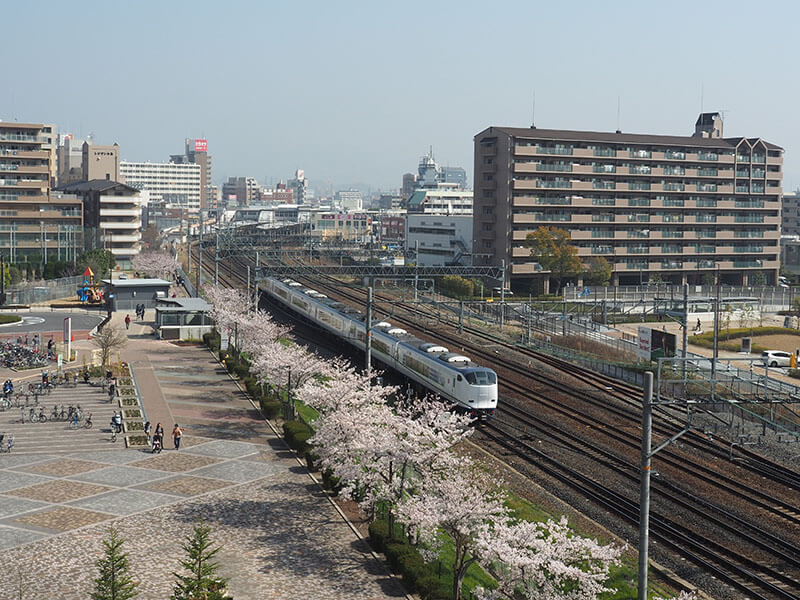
214,230 -> 219,285
637,371 -> 654,600
365,286 -> 373,372
681,283 -> 688,384
197,216 -> 203,297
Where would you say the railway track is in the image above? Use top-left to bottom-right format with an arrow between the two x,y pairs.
199,247 -> 800,598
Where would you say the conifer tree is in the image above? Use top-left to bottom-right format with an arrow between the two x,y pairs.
172,521 -> 231,600
91,527 -> 139,600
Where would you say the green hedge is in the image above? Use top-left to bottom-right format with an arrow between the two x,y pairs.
283,420 -> 313,453
202,331 -> 221,351
259,398 -> 282,419
0,315 -> 21,325
368,520 -> 444,597
321,469 -> 341,492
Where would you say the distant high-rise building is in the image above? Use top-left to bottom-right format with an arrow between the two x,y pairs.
781,191 -> 800,237
221,177 -> 260,207
57,134 -> 83,184
401,173 -> 417,203
170,138 -> 212,211
120,161 -> 201,211
440,166 -> 468,188
335,189 -> 362,211
289,169 -> 307,205
402,151 -> 468,204
82,141 -> 120,182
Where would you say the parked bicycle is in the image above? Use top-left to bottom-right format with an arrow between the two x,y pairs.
28,407 -> 47,423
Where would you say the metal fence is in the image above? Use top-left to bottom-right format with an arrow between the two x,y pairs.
564,284 -> 794,311
5,275 -> 84,305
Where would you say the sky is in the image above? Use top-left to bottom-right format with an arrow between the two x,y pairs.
4,1 -> 800,193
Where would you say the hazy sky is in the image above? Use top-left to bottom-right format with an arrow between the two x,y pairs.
4,1 -> 799,192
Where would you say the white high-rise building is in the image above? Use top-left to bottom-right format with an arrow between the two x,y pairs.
120,161 -> 201,210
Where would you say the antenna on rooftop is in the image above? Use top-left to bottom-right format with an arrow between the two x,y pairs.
700,83 -> 704,113
531,90 -> 536,128
616,96 -> 621,133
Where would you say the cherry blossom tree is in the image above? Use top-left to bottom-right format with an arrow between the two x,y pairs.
237,309 -> 289,357
474,516 -> 622,600
396,460 -> 508,600
132,251 -> 179,280
203,285 -> 250,341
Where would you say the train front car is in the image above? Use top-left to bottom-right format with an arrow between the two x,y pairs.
456,367 -> 498,420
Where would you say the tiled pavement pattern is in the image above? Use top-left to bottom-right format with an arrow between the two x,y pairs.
0,337 -> 407,600
0,378 -> 123,454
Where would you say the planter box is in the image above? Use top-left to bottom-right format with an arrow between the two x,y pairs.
125,434 -> 149,448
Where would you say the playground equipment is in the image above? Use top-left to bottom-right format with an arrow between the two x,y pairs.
76,267 -> 105,304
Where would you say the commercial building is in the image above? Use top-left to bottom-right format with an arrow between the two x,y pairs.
120,161 -> 201,211
170,138 -> 212,211
407,185 -> 472,214
0,121 -> 83,264
473,113 -> 783,290
58,180 -> 142,266
335,189 -> 363,211
82,142 -> 120,182
312,212 -> 371,241
404,185 -> 473,266
221,176 -> 260,207
405,213 -> 472,266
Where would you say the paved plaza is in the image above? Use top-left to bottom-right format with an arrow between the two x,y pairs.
0,313 -> 407,599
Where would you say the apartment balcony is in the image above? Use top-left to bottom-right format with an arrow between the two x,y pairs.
0,149 -> 48,159
510,262 -> 546,275
99,220 -> 141,230
0,165 -> 48,175
512,247 -> 533,258
99,208 -> 141,217
108,247 -> 140,257
767,155 -> 782,166
0,133 -> 47,144
514,146 -> 539,157
104,234 -> 141,243
0,179 -> 48,189
9,210 -> 82,220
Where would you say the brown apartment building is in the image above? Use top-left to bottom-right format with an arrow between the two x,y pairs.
0,122 -> 83,264
473,113 -> 782,291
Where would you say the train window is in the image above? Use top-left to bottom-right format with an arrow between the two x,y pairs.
457,375 -> 463,381
464,371 -> 497,385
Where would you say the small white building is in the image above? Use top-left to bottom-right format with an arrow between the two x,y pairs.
406,214 -> 473,266
405,184 -> 473,266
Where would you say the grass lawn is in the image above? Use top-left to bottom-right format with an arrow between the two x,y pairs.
0,314 -> 21,325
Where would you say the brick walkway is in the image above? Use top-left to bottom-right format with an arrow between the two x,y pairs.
0,314 -> 408,599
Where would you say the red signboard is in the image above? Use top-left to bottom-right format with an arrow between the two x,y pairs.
194,139 -> 207,152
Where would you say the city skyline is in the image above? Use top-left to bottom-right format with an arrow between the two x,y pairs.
5,1 -> 799,191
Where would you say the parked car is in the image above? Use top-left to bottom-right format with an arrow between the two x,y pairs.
761,350 -> 792,368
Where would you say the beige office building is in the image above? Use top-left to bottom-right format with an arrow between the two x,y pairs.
473,113 -> 783,290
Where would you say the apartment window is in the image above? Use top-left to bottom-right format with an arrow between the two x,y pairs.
482,223 -> 493,231
483,207 -> 494,215
482,240 -> 493,249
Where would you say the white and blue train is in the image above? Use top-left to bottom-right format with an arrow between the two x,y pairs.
261,278 -> 498,418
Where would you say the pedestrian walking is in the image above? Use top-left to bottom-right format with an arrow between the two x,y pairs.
172,423 -> 183,450
124,314 -> 131,329
144,420 -> 152,445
